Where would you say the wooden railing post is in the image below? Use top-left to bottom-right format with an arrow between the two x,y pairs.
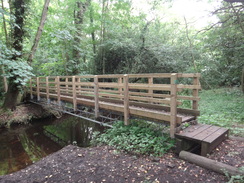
37,77 -> 40,101
72,76 -> 77,111
57,76 -> 61,105
170,73 -> 178,138
65,78 -> 68,94
148,77 -> 153,103
94,75 -> 99,118
118,77 -> 123,99
30,78 -> 33,99
192,76 -> 199,111
123,74 -> 130,125
46,77 -> 50,103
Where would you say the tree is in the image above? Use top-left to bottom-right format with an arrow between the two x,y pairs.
2,0 -> 27,110
27,0 -> 51,64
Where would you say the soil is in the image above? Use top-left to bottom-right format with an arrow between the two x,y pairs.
0,138 -> 243,183
0,103 -> 52,127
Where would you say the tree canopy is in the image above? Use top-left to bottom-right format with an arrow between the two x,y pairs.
0,0 -> 243,108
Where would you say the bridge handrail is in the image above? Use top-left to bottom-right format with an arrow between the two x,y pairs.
27,73 -> 201,138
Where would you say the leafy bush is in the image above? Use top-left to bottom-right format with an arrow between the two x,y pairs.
92,120 -> 175,156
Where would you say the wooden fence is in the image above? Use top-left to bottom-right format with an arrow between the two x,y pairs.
28,73 -> 201,138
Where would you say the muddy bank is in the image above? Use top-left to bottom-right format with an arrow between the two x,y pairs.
2,140 -> 243,183
0,103 -> 52,127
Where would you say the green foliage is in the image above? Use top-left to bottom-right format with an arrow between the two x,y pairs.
198,88 -> 244,137
92,120 -> 175,156
0,41 -> 34,89
225,166 -> 244,183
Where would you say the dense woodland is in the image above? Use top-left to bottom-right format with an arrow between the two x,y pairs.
0,0 -> 243,109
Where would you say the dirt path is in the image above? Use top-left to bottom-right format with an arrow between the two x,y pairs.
1,138 -> 243,183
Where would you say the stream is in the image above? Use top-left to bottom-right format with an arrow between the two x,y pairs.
0,114 -> 106,176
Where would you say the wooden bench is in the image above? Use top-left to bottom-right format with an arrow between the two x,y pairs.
175,124 -> 229,156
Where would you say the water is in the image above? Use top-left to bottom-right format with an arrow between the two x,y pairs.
0,115 -> 106,175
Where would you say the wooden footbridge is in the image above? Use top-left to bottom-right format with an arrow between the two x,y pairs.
2,73 -> 229,156
27,73 -> 201,138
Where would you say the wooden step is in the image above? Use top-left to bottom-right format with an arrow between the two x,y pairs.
175,124 -> 229,156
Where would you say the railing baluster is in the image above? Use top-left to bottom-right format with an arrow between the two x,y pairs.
37,77 -> 40,101
123,74 -> 129,125
30,78 -> 33,99
57,76 -> 61,105
72,76 -> 77,111
170,73 -> 178,138
192,76 -> 199,111
46,76 -> 50,103
94,75 -> 99,118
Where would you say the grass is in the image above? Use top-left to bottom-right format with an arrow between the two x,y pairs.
198,87 -> 244,137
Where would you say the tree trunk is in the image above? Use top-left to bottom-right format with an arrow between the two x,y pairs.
1,0 -> 9,46
3,79 -> 19,110
27,0 -> 50,64
179,151 -> 244,176
72,0 -> 90,75
2,0 -> 26,110
89,2 -> 96,55
242,66 -> 244,93
184,16 -> 198,72
100,0 -> 108,75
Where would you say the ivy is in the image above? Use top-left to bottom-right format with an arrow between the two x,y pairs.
0,42 -> 34,88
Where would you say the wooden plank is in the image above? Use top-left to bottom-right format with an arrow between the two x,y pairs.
94,75 -> 99,118
201,128 -> 229,156
129,91 -> 170,98
148,77 -> 153,104
98,82 -> 123,88
203,128 -> 229,143
176,124 -> 212,139
99,102 -> 124,113
177,84 -> 201,90
192,77 -> 199,110
129,95 -> 167,104
74,82 -> 94,87
129,107 -> 171,122
36,77 -> 40,101
177,96 -> 200,101
186,124 -> 212,138
170,73 -> 177,138
193,126 -> 221,141
72,76 -> 77,111
97,74 -> 122,78
177,73 -> 201,78
99,93 -> 123,99
75,75 -> 94,79
46,77 -> 50,102
128,84 -> 171,91
99,89 -> 120,94
57,76 -> 61,104
118,77 -> 123,98
30,79 -> 33,99
123,74 -> 130,125
128,73 -> 171,78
